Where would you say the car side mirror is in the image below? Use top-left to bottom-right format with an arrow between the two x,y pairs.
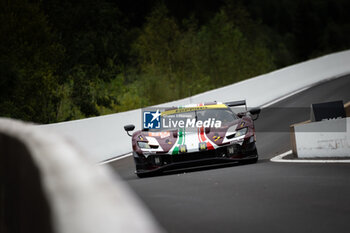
124,124 -> 135,137
237,112 -> 246,118
249,107 -> 261,115
249,107 -> 261,121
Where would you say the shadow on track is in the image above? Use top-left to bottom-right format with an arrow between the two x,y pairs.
127,159 -> 270,180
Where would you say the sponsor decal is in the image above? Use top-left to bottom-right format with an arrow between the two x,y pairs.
143,110 -> 161,129
162,117 -> 221,128
179,145 -> 187,153
161,104 -> 227,116
148,131 -> 171,138
143,107 -> 223,130
199,142 -> 207,150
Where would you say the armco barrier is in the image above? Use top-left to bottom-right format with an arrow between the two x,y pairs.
40,50 -> 350,162
0,118 -> 163,233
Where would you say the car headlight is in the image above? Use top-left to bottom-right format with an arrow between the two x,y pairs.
137,141 -> 151,149
235,127 -> 248,137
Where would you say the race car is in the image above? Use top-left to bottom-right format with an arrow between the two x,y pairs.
124,100 -> 260,177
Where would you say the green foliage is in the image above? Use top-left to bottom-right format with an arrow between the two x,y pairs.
1,0 -> 349,123
133,4 -> 275,104
0,0 -> 64,123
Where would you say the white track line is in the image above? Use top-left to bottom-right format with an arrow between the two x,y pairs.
98,153 -> 132,165
270,150 -> 350,163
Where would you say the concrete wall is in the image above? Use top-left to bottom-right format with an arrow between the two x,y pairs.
0,118 -> 163,233
40,50 -> 350,162
290,102 -> 350,157
293,117 -> 350,158
345,102 -> 350,117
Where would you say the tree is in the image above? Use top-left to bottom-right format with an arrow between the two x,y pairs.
0,0 -> 64,123
133,3 -> 275,105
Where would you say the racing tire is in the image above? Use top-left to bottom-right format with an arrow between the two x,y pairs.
242,147 -> 258,164
248,148 -> 258,164
136,171 -> 156,178
136,173 -> 148,178
249,156 -> 258,164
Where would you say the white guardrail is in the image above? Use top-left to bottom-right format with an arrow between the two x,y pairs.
40,50 -> 350,162
0,119 -> 163,233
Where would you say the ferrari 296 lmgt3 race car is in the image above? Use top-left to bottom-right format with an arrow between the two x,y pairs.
124,100 -> 260,177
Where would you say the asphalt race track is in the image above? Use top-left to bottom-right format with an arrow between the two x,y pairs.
107,75 -> 350,233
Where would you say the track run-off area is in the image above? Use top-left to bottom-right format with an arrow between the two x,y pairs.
107,75 -> 350,233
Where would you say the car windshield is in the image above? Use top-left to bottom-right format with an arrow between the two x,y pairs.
149,108 -> 237,131
197,109 -> 237,123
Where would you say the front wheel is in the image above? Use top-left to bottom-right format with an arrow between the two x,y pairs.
136,171 -> 159,178
249,156 -> 258,164
136,173 -> 148,178
245,147 -> 258,164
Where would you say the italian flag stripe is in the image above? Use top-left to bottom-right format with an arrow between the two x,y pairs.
172,106 -> 186,155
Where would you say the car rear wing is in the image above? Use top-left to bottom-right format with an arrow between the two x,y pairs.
225,100 -> 247,111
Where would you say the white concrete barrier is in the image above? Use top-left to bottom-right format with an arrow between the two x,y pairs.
293,118 -> 350,158
41,50 -> 350,162
0,118 -> 163,233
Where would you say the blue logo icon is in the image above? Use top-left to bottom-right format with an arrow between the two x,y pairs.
143,110 -> 161,129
